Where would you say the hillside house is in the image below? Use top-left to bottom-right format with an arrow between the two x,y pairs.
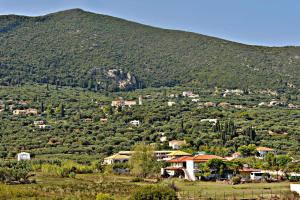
129,120 -> 140,126
103,154 -> 130,165
34,120 -> 45,125
17,152 -> 30,161
13,109 -> 27,115
218,102 -> 231,108
162,154 -> 225,181
200,119 -> 218,124
225,152 -> 242,161
222,89 -> 244,97
256,147 -> 276,158
168,101 -> 176,107
182,91 -> 193,97
182,91 -> 199,98
9,105 -> 15,111
232,152 -> 242,159
111,99 -> 137,108
13,108 -> 38,116
169,140 -> 186,150
160,136 -> 167,142
84,118 -> 92,123
117,150 -> 177,161
27,108 -> 38,115
100,118 -> 108,123
18,101 -> 29,106
167,150 -> 191,160
38,124 -> 52,130
203,102 -> 216,107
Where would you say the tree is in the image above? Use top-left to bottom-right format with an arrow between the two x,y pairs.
206,158 -> 227,178
238,144 -> 257,157
102,105 -> 113,115
46,103 -> 53,117
40,101 -> 44,113
227,160 -> 243,175
55,103 -> 65,118
244,126 -> 256,141
130,185 -> 178,200
129,143 -> 159,178
276,155 -> 292,170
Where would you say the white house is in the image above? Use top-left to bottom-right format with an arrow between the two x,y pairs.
34,120 -> 45,125
232,152 -> 242,159
129,120 -> 140,126
160,136 -> 167,142
103,154 -> 130,165
200,119 -> 218,125
169,140 -> 186,150
256,147 -> 276,158
182,91 -> 199,98
38,124 -> 52,130
291,184 -> 300,196
167,101 -> 176,107
17,152 -> 30,161
182,91 -> 193,97
163,154 -> 225,181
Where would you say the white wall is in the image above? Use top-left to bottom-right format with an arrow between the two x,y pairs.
186,160 -> 196,181
290,184 -> 300,195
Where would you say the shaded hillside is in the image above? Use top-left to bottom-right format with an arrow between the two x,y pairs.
0,9 -> 299,91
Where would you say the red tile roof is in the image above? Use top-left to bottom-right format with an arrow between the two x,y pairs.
256,147 -> 275,151
168,156 -> 193,163
168,155 -> 225,163
193,154 -> 225,163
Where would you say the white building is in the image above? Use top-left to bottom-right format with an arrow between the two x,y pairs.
103,154 -> 130,165
200,119 -> 218,124
34,120 -> 45,125
17,152 -> 30,161
167,101 -> 176,107
138,96 -> 143,105
38,124 -> 52,130
169,140 -> 186,150
256,147 -> 276,158
129,120 -> 140,126
163,154 -> 225,181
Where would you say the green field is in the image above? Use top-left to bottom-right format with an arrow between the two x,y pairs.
0,173 -> 298,200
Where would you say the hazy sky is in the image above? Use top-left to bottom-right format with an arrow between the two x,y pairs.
0,0 -> 299,47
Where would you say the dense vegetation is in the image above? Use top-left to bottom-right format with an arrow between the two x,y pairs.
0,9 -> 300,91
0,84 -> 299,162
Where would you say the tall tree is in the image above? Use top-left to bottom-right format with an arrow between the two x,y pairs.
129,143 -> 159,178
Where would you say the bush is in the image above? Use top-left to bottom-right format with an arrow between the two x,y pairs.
130,185 -> 178,200
131,177 -> 144,182
231,176 -> 241,185
96,193 -> 114,200
69,171 -> 76,178
289,176 -> 300,182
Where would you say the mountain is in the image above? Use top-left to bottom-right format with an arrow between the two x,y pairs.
0,8 -> 299,91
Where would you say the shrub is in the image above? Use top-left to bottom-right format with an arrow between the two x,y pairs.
130,185 -> 178,200
69,171 -> 76,178
96,193 -> 114,200
231,176 -> 241,185
131,177 -> 144,182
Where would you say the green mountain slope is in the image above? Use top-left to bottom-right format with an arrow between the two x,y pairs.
0,9 -> 299,91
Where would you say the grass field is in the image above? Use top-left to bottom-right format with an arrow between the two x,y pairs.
171,179 -> 294,199
0,173 -> 298,200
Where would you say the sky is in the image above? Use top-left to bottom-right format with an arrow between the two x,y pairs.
0,0 -> 299,47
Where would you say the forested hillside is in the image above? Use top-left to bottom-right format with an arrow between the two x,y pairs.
0,9 -> 300,91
